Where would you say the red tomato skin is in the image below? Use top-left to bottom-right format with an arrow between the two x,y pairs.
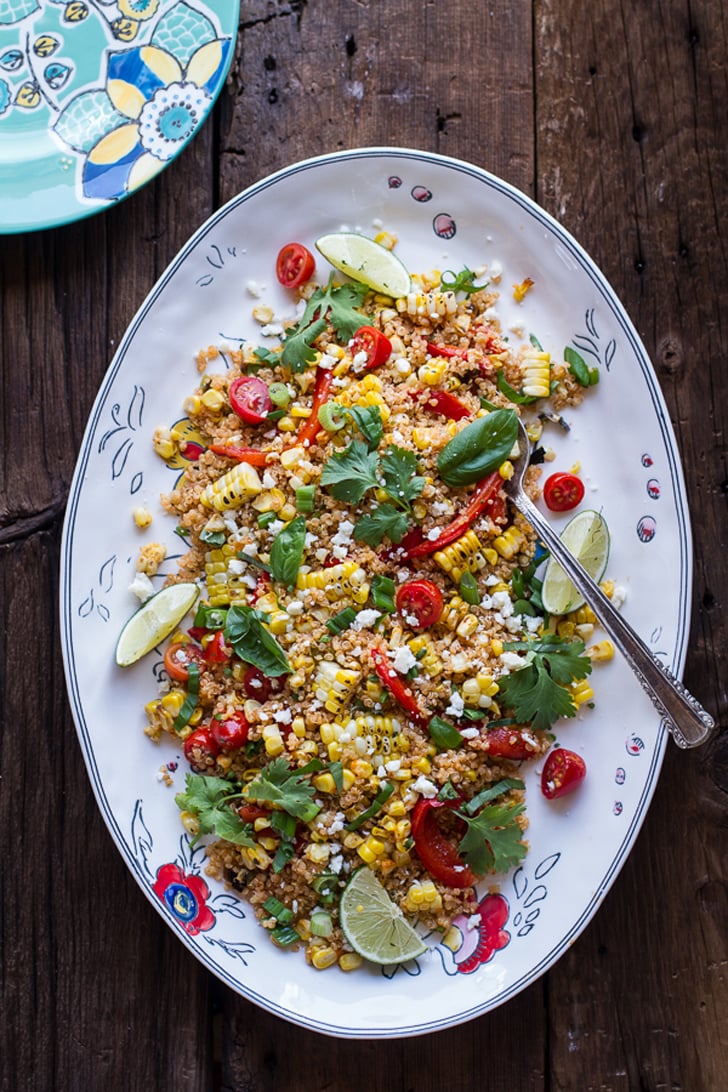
411,799 -> 476,889
183,726 -> 220,772
483,727 -> 541,761
241,665 -> 283,703
276,243 -> 316,289
543,472 -> 585,512
228,376 -> 272,424
210,712 -> 250,752
541,748 -> 586,799
203,631 -> 230,664
395,579 -> 444,628
350,325 -> 392,369
164,641 -> 204,683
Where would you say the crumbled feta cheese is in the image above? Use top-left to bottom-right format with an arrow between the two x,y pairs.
273,708 -> 292,724
261,471 -> 276,489
286,600 -> 304,617
489,260 -> 503,281
267,520 -> 284,535
412,776 -> 438,799
426,527 -> 443,541
129,571 -> 155,602
491,590 -> 514,616
260,323 -> 283,336
351,350 -> 369,373
391,645 -> 417,674
227,558 -> 245,575
240,542 -> 258,558
318,352 -> 337,370
460,726 -> 480,740
352,609 -> 382,631
446,691 -> 465,717
304,531 -> 319,548
385,758 -> 401,773
500,651 -> 527,669
467,913 -> 482,931
612,584 -> 627,609
330,854 -> 344,874
245,280 -> 264,298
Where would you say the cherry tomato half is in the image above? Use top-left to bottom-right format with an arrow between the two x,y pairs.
350,325 -> 392,369
543,471 -> 585,512
395,579 -> 444,628
164,641 -> 204,683
541,748 -> 587,799
241,665 -> 284,703
411,799 -> 476,889
203,630 -> 230,664
483,726 -> 542,761
229,376 -> 272,424
183,726 -> 220,772
210,711 -> 250,752
276,242 -> 316,289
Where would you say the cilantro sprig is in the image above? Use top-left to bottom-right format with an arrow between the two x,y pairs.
245,757 -> 321,822
440,266 -> 489,296
496,634 -> 592,731
280,275 -> 368,372
175,773 -> 256,848
457,799 -> 527,874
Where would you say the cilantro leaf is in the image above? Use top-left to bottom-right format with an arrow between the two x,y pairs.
345,404 -> 383,451
320,440 -> 380,503
440,266 -> 488,296
457,800 -> 527,874
244,757 -> 321,822
280,275 -> 368,372
224,604 -> 291,677
497,635 -> 591,731
174,773 -> 255,848
353,503 -> 409,546
380,445 -> 425,510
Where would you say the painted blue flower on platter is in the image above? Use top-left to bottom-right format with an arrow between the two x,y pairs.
53,4 -> 231,201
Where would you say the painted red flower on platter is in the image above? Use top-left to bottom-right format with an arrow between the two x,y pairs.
447,893 -> 511,974
152,863 -> 215,936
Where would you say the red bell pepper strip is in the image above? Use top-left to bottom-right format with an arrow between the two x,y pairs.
421,389 -> 472,421
410,799 -> 476,889
208,444 -> 270,466
483,726 -> 541,761
426,341 -> 469,360
404,471 -> 504,559
293,366 -> 335,448
370,647 -> 426,725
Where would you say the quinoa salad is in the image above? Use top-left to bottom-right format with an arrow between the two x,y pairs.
134,233 -> 614,972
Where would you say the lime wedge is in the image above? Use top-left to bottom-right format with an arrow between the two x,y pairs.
339,867 -> 427,965
115,582 -> 199,667
540,510 -> 610,616
315,232 -> 411,297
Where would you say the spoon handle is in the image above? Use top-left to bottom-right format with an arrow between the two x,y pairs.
513,491 -> 714,749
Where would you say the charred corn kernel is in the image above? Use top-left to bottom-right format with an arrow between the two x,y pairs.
200,388 -> 225,412
407,634 -> 443,677
179,811 -> 200,837
343,831 -> 363,850
499,460 -> 514,480
313,772 -> 337,794
385,799 -> 407,818
411,756 -> 432,775
411,426 -> 437,450
132,506 -> 152,529
456,614 -> 479,639
251,488 -> 285,513
571,678 -> 595,706
345,715 -> 407,756
357,836 -> 387,863
297,560 -> 369,604
483,547 -> 499,566
341,769 -> 355,791
588,639 -> 615,663
441,595 -> 471,630
493,524 -> 525,560
280,446 -> 305,469
412,500 -> 428,520
360,373 -> 382,392
350,758 -> 374,779
291,717 -> 306,738
434,530 -> 488,585
575,623 -> 595,642
373,229 -> 397,250
462,674 -> 499,707
338,952 -> 363,972
571,604 -> 597,626
526,419 -> 543,443
295,918 -> 311,941
262,723 -> 285,757
205,543 -> 249,606
279,503 -> 297,522
136,541 -> 166,575
513,277 -> 535,303
397,291 -> 457,318
152,426 -> 176,460
404,880 -> 443,913
258,836 -> 278,851
311,946 -> 338,970
252,303 -> 274,324
600,580 -> 615,598
306,843 -> 331,865
520,349 -> 550,397
491,638 -> 504,657
201,463 -> 263,510
394,819 -> 411,841
183,394 -> 202,415
277,416 -> 297,432
313,662 -> 362,716
417,357 -> 448,386
557,620 -> 576,639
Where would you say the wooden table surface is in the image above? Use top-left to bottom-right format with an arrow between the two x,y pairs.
2,1 -> 726,1089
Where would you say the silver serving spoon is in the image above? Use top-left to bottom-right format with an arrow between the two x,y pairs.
503,418 -> 714,749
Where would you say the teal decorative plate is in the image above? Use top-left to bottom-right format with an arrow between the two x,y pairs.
0,0 -> 239,233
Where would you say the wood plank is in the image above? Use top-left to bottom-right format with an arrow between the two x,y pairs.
535,0 -> 728,1087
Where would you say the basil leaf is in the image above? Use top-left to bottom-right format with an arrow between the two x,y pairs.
346,404 -> 383,451
496,371 -> 539,405
224,604 -> 291,677
437,408 -> 519,487
428,715 -> 464,751
269,515 -> 307,588
564,346 -> 599,386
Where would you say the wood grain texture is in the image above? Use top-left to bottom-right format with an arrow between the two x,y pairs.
0,0 -> 725,1089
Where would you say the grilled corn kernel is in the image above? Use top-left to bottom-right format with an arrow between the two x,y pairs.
418,358 -> 448,386
346,715 -> 406,757
357,836 -> 387,863
411,756 -> 432,775
557,621 -> 576,639
571,678 -> 595,706
588,639 -> 615,663
313,772 -> 337,794
407,634 -> 443,678
404,880 -> 443,913
455,614 -> 479,639
252,303 -> 274,324
513,277 -> 535,303
520,349 -> 550,397
152,426 -> 176,460
338,952 -> 363,972
373,230 -> 397,250
493,524 -> 525,560
434,529 -> 488,584
397,291 -> 457,319
571,604 -> 597,626
251,488 -> 285,513
136,541 -> 166,575
133,506 -> 152,529
462,674 -> 499,708
313,661 -> 362,715
261,724 -> 285,757
201,388 -> 225,412
204,543 -> 249,606
311,946 -> 338,970
491,638 -> 504,657
201,463 -> 263,510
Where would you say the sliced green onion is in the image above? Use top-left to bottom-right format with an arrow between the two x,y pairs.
271,924 -> 300,947
370,573 -> 396,613
461,778 -> 525,815
257,510 -> 278,529
193,604 -> 228,630
310,909 -> 334,937
311,871 -> 339,905
512,598 -> 537,616
428,715 -> 463,751
263,896 -> 293,923
459,571 -> 480,605
326,606 -> 358,635
295,484 -> 316,513
172,662 -> 199,733
268,381 -> 291,407
199,528 -> 226,547
345,782 -> 395,831
317,401 -> 347,432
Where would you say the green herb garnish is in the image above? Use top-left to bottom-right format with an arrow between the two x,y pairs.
437,408 -> 519,487
496,634 -> 592,731
280,275 -> 368,372
269,514 -> 307,588
224,603 -> 291,677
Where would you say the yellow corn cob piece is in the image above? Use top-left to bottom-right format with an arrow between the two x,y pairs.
204,543 -> 249,607
461,674 -> 499,709
344,715 -> 407,757
417,358 -> 448,386
396,291 -> 457,319
200,462 -> 263,511
440,595 -> 472,630
571,678 -> 595,706
493,524 -> 525,560
296,560 -> 369,604
434,529 -> 488,584
404,880 -> 443,913
313,661 -> 361,715
520,349 -> 550,398
357,836 -> 387,864
407,634 -> 443,677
